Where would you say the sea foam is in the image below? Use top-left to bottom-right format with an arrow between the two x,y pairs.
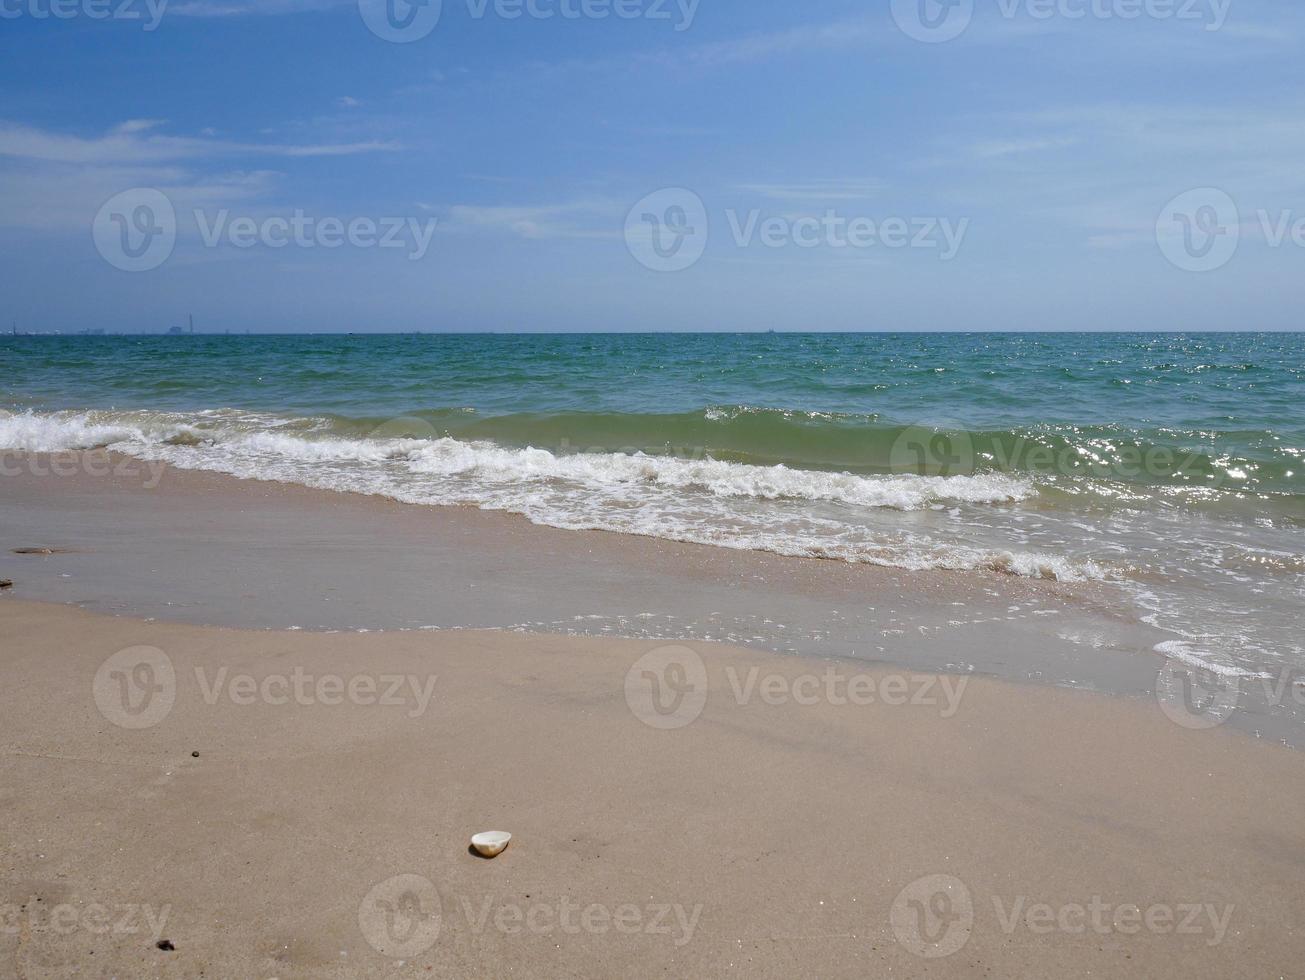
0,409 -> 1105,581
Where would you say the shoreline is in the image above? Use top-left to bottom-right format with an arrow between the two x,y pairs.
3,597 -> 1304,976
2,450 -> 1301,747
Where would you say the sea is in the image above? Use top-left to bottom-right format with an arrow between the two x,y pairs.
2,331 -> 1302,684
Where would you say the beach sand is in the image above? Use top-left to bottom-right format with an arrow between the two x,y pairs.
2,457 -> 1304,976
3,603 -> 1305,977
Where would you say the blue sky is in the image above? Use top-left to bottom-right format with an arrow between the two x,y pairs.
1,0 -> 1302,332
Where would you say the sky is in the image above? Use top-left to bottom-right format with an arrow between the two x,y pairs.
0,0 -> 1302,333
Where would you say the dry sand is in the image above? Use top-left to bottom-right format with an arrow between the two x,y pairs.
2,598 -> 1304,978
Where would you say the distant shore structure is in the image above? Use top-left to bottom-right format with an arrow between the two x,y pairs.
167,314 -> 197,336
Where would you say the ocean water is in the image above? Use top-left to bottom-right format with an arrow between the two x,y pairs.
2,332 -> 1302,680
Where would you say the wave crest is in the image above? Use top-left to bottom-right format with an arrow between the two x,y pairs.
0,409 -> 1111,582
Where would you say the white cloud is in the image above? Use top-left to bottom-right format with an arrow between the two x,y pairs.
166,0 -> 351,16
447,202 -> 621,240
735,179 -> 884,202
0,164 -> 280,232
0,121 -> 399,164
970,137 -> 1077,159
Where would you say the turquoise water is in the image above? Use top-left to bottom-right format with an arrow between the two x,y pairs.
3,332 -> 1302,492
2,332 -> 1302,679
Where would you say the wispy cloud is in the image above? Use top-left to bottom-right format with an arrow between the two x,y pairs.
524,15 -> 883,78
666,17 -> 879,68
735,179 -> 884,202
166,0 -> 351,16
0,121 -> 399,165
970,137 -> 1077,159
446,201 -> 621,240
0,121 -> 399,164
942,101 -> 1305,254
0,164 -> 280,231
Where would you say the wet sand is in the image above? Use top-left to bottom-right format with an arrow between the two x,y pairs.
2,452 -> 1301,745
0,455 -> 1173,677
2,598 -> 1304,977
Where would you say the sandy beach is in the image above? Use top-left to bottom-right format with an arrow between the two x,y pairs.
2,459 -> 1304,977
7,0 -> 1305,970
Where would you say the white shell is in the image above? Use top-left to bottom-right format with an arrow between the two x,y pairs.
471,831 -> 512,858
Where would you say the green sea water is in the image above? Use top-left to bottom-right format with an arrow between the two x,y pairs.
2,331 -> 1302,679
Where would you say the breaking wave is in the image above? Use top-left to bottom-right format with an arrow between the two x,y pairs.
0,408 -> 1110,581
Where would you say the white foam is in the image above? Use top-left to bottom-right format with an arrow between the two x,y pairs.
0,411 -> 139,452
1154,640 -> 1266,679
0,409 -> 1107,582
400,437 -> 1032,510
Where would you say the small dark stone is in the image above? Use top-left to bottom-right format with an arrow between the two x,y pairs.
156,940 -> 175,952
0,581 -> 12,590
13,548 -> 55,555
191,751 -> 200,758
